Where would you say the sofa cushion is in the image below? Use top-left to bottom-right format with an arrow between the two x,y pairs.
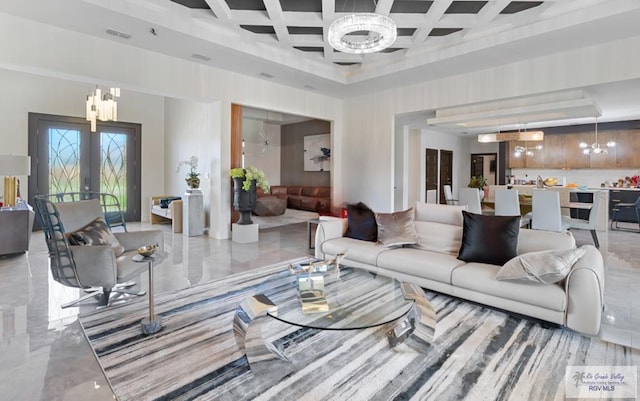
517,228 -> 576,254
496,247 -> 587,284
344,202 -> 377,242
321,237 -> 391,266
316,187 -> 331,198
375,208 -> 417,247
412,221 -> 463,256
301,187 -> 318,197
300,197 -> 318,211
458,212 -> 520,266
451,262 -> 566,312
414,202 -> 467,225
67,216 -> 125,256
377,247 -> 466,284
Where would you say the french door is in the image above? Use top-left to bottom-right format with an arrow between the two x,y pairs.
28,113 -> 141,222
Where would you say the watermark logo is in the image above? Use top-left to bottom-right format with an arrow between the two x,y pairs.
566,366 -> 637,399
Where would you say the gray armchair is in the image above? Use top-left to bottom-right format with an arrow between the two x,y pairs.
34,193 -> 164,308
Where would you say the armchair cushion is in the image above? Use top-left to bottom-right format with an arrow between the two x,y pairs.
67,217 -> 125,256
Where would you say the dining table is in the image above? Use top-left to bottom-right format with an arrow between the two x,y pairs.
482,197 -> 593,216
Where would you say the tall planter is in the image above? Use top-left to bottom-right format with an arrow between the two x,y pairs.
233,177 -> 257,225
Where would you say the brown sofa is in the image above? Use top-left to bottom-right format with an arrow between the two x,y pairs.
258,185 -> 331,213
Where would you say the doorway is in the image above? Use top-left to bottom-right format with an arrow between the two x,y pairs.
470,153 -> 498,185
425,148 -> 438,201
28,113 -> 142,222
439,150 -> 453,204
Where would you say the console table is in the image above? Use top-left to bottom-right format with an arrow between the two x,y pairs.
0,203 -> 35,255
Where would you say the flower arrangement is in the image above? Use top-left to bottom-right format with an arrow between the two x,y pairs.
229,166 -> 270,193
468,176 -> 488,189
177,156 -> 200,189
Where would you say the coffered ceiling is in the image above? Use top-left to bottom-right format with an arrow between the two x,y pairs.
2,0 -> 640,130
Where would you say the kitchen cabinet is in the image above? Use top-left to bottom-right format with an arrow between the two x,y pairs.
507,140 -> 544,168
613,130 -> 640,167
609,189 -> 640,222
542,133 -> 590,169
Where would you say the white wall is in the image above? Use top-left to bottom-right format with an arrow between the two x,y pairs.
0,12 -> 342,238
0,68 -> 165,219
164,97 -> 219,228
242,120 -> 281,186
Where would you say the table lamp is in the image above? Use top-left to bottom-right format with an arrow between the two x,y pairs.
0,155 -> 31,207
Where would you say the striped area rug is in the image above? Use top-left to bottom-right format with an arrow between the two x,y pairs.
79,259 -> 639,401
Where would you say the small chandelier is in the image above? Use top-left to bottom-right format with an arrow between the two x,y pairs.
328,12 -> 397,54
579,117 -> 615,154
514,143 -> 543,158
86,86 -> 120,132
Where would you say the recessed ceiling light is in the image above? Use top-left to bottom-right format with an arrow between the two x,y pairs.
191,53 -> 211,61
105,29 -> 132,39
259,72 -> 274,79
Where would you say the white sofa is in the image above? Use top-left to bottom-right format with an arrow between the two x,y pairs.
314,202 -> 605,335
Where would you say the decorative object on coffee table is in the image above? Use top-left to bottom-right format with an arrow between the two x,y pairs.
230,166 -> 270,225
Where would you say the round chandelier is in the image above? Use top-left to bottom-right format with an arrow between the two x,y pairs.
328,13 -> 397,54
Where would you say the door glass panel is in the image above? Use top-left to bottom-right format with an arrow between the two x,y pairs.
100,132 -> 127,211
48,128 -> 81,194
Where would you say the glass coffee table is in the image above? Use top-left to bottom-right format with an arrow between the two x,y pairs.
233,264 -> 436,370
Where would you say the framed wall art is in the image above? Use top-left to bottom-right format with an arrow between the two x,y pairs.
303,134 -> 331,171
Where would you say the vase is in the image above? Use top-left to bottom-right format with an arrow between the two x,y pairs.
233,177 -> 257,225
186,176 -> 200,190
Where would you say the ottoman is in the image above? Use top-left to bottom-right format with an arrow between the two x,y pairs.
254,196 -> 287,216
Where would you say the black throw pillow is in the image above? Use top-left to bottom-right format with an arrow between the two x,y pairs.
344,202 -> 377,242
458,211 -> 520,266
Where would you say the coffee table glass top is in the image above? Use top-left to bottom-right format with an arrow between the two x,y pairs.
267,266 -> 413,331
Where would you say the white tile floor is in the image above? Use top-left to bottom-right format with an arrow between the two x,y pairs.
0,221 -> 637,401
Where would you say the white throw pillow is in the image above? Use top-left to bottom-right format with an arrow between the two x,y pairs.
496,247 -> 587,284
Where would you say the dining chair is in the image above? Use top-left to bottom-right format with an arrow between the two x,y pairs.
426,189 -> 437,204
443,185 -> 458,205
494,189 -> 520,216
610,195 -> 640,232
495,188 -> 530,227
562,193 -> 601,248
458,187 -> 482,214
531,189 -> 563,232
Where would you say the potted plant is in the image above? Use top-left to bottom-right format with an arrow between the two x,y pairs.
177,155 -> 200,190
229,166 -> 270,224
468,176 -> 488,199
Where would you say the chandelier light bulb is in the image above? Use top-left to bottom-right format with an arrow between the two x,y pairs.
579,142 -> 588,149
607,141 -> 616,148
